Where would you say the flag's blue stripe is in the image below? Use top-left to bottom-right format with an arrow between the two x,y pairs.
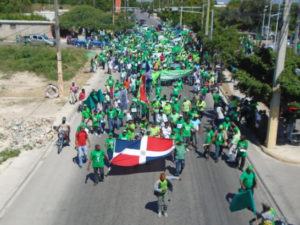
115,139 -> 141,153
146,62 -> 150,72
146,153 -> 171,163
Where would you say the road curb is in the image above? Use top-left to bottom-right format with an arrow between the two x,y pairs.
259,144 -> 300,165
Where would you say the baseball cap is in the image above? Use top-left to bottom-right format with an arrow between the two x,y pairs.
135,133 -> 139,136
219,125 -> 224,129
179,114 -> 183,117
184,96 -> 188,100
247,165 -> 253,170
123,130 -> 127,133
225,117 -> 230,121
234,127 -> 239,131
109,132 -> 113,136
175,98 -> 178,101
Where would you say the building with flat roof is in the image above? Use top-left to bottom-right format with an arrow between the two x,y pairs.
0,20 -> 55,41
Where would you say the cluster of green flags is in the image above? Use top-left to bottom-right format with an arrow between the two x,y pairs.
83,89 -> 105,109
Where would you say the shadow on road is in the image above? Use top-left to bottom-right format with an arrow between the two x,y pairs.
145,201 -> 157,213
107,158 -> 165,176
85,173 -> 95,183
225,193 -> 235,203
165,165 -> 176,176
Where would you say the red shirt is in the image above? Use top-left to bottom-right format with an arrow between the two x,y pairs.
124,80 -> 130,89
160,55 -> 165,61
79,92 -> 85,101
76,131 -> 88,146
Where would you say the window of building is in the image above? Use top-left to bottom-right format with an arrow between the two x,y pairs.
10,24 -> 16,29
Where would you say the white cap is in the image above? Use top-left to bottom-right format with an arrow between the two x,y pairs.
179,114 -> 183,117
117,100 -> 121,103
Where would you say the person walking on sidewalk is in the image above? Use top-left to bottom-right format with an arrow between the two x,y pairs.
282,107 -> 298,144
240,165 -> 258,194
153,173 -> 182,218
75,126 -> 91,168
87,144 -> 110,186
70,82 -> 79,104
235,135 -> 249,171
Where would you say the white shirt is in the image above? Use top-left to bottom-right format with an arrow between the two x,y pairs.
216,107 -> 225,119
127,63 -> 132,69
190,119 -> 201,131
162,126 -> 172,138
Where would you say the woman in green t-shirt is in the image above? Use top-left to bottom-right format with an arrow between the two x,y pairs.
236,135 -> 249,170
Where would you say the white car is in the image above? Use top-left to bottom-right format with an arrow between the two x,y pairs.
141,25 -> 149,30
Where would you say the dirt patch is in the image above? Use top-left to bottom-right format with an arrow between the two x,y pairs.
0,60 -> 93,120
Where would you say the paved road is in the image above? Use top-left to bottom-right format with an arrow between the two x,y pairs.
135,10 -> 160,27
0,15 -> 292,225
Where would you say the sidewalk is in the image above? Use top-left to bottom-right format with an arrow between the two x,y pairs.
220,70 -> 300,165
0,62 -> 110,215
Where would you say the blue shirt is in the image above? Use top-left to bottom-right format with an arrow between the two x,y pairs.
190,119 -> 201,131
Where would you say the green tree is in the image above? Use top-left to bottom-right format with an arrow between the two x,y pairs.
0,0 -> 32,13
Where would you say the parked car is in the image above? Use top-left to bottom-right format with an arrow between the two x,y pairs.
29,34 -> 56,46
139,19 -> 146,26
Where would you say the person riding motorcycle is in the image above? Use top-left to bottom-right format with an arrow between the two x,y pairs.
57,117 -> 70,143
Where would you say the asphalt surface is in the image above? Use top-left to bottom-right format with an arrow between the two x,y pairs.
0,14 -> 280,225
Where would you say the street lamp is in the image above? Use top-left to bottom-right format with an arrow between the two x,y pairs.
262,6 -> 268,36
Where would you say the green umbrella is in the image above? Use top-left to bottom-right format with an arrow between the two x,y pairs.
172,46 -> 181,53
86,52 -> 97,57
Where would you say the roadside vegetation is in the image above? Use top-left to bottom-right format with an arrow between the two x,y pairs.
0,46 -> 88,81
0,149 -> 21,164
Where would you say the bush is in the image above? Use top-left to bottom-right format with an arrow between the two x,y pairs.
0,13 -> 47,21
0,46 -> 88,81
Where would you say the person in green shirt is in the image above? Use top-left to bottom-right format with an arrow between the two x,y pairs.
155,83 -> 162,96
172,84 -> 179,97
126,119 -> 135,140
171,98 -> 181,114
223,117 -> 231,131
199,125 -> 215,161
115,80 -> 121,90
81,105 -> 91,123
181,97 -> 191,119
172,141 -> 187,176
116,101 -> 124,128
169,109 -> 179,129
230,107 -> 240,123
139,117 -> 149,135
149,122 -> 161,137
169,129 -> 183,144
87,111 -> 101,136
181,119 -> 194,149
214,125 -> 226,163
151,99 -> 161,122
107,105 -> 117,134
240,165 -> 258,193
201,85 -> 208,100
105,133 -> 115,170
118,130 -> 130,140
236,135 -> 249,171
213,91 -> 221,107
130,101 -> 139,124
163,101 -> 172,119
87,144 -> 109,186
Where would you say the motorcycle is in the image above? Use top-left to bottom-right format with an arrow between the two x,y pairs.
57,130 -> 68,154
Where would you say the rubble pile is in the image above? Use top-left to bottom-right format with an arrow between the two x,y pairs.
0,117 -> 55,151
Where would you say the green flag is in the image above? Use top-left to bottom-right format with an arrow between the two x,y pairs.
230,189 -> 256,215
97,89 -> 105,103
83,96 -> 96,109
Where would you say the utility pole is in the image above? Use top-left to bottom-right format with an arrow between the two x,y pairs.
113,0 -> 115,25
210,8 -> 214,40
274,0 -> 281,51
293,0 -> 300,53
54,0 -> 63,99
266,0 -> 292,148
201,0 -> 205,26
180,0 -> 183,26
266,1 -> 273,43
205,0 -> 210,35
262,7 -> 268,36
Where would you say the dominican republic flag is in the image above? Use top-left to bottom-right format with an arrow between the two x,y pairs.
138,75 -> 148,102
111,137 -> 174,167
145,62 -> 152,84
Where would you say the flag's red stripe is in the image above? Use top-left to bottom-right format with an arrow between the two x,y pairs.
111,154 -> 139,167
139,75 -> 148,102
147,137 -> 174,152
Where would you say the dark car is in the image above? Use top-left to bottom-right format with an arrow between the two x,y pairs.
139,19 -> 146,26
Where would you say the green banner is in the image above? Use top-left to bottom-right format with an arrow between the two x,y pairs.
160,69 -> 193,81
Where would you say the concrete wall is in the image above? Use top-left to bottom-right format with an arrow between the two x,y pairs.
0,21 -> 55,40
